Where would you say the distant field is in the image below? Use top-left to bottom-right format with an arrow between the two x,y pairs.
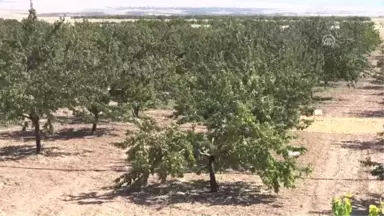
372,18 -> 384,38
1,9 -> 384,26
0,11 -> 383,216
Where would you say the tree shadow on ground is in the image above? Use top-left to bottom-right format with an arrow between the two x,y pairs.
358,85 -> 384,90
312,96 -> 334,102
308,209 -> 332,215
347,110 -> 384,118
340,140 -> 384,152
370,79 -> 384,85
0,127 -> 118,142
67,180 -> 278,208
375,55 -> 384,65
0,164 -> 126,172
351,193 -> 383,216
303,177 -> 379,182
55,116 -> 112,125
308,193 -> 383,216
54,116 -> 84,124
316,82 -> 338,88
372,92 -> 384,96
0,145 -> 93,161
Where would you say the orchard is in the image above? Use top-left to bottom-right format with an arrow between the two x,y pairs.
0,5 -> 381,195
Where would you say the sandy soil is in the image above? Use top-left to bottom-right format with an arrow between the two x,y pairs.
372,18 -> 384,38
0,16 -> 383,216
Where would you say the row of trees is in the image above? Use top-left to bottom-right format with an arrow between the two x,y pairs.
0,7 -> 381,192
71,14 -> 373,22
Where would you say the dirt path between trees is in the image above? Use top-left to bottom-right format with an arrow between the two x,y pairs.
0,24 -> 383,216
278,77 -> 384,216
0,76 -> 382,216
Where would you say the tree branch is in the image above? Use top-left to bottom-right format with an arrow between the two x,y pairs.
22,114 -> 30,120
199,149 -> 211,157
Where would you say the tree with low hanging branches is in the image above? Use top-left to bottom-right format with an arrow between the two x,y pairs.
0,2 -> 84,153
108,21 -> 179,119
114,17 -> 380,193
115,20 -> 313,193
66,21 -> 120,134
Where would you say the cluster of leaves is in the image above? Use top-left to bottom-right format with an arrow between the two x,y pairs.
114,18 -> 380,192
0,9 -> 381,192
332,193 -> 353,216
0,8 -> 83,152
372,44 -> 384,84
369,201 -> 384,216
115,117 -> 196,190
71,15 -> 372,22
0,10 -> 178,151
331,193 -> 384,216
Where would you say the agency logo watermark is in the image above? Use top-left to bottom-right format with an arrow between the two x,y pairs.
322,34 -> 336,47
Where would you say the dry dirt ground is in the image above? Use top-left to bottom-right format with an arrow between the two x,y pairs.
0,21 -> 383,216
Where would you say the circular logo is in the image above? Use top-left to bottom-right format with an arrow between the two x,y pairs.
322,34 -> 336,47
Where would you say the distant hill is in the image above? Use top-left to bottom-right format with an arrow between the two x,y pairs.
37,7 -> 384,18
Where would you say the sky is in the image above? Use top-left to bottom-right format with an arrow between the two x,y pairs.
0,0 -> 383,14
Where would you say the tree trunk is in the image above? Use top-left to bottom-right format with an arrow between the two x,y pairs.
22,121 -> 28,131
32,116 -> 41,154
208,155 -> 218,192
310,90 -> 313,100
324,78 -> 329,86
91,122 -> 97,134
44,117 -> 54,134
47,117 -> 53,134
91,109 -> 99,135
132,105 -> 140,118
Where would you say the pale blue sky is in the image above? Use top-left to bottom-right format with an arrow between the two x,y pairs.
0,0 -> 383,13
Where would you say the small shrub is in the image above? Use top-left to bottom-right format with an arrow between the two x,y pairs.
332,193 -> 353,216
331,193 -> 384,216
369,200 -> 384,216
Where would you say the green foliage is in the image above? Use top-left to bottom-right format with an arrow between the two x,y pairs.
369,201 -> 384,216
107,21 -> 179,118
332,193 -> 353,216
0,5 -> 82,152
95,17 -> 378,192
0,10 -> 381,193
373,45 -> 384,84
331,193 -> 384,216
70,15 -> 373,22
115,117 -> 195,189
66,21 -> 120,132
116,114 -> 311,193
